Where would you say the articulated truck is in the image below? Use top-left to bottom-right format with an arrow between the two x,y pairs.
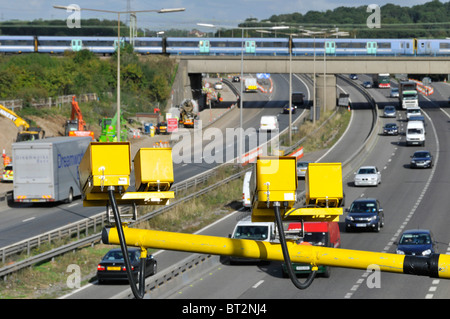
12,136 -> 91,203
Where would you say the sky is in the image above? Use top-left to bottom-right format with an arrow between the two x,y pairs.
0,0 -> 446,30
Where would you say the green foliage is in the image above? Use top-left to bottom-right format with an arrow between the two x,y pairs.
263,0 -> 450,38
0,49 -> 176,117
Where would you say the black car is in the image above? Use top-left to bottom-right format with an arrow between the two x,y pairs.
349,74 -> 358,80
363,81 -> 372,88
345,198 -> 384,232
395,229 -> 437,256
383,123 -> 399,135
410,150 -> 433,168
97,248 -> 157,284
155,122 -> 168,134
282,104 -> 296,114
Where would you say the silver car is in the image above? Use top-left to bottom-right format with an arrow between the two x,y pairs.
390,88 -> 399,98
354,166 -> 381,187
383,105 -> 396,118
296,161 -> 309,178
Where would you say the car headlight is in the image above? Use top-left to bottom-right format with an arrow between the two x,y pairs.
346,216 -> 354,221
422,249 -> 432,256
411,160 -> 416,163
396,249 -> 404,255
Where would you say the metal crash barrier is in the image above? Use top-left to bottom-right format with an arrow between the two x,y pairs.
78,143 -> 450,299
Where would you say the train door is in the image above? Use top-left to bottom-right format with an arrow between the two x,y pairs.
71,39 -> 82,52
367,41 -> 377,54
199,40 -> 210,54
399,40 -> 413,55
114,39 -> 125,51
325,41 -> 335,55
245,40 -> 256,54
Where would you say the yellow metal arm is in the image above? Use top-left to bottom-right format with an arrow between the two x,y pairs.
102,225 -> 450,279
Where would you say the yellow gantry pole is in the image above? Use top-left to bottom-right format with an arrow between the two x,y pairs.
103,226 -> 450,279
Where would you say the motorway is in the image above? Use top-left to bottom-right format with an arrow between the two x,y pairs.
2,72 -> 449,299
153,78 -> 450,299
61,72 -> 381,299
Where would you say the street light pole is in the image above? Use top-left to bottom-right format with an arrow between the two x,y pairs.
54,5 -> 185,142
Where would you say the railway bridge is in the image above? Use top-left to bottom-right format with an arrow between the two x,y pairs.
166,55 -> 450,110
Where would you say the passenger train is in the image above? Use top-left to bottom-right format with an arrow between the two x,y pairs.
0,35 -> 449,56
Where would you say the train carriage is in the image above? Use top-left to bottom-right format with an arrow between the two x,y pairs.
292,38 -> 415,56
165,37 -> 289,56
133,37 -> 164,54
416,39 -> 450,56
37,36 -> 125,54
0,36 -> 36,53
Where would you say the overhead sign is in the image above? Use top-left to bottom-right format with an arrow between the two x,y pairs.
256,73 -> 271,79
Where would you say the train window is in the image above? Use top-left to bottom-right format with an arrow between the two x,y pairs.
377,42 -> 391,49
440,43 -> 450,49
337,42 -> 366,49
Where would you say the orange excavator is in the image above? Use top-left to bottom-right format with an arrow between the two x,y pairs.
64,96 -> 95,140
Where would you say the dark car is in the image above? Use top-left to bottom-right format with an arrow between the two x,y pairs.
349,74 -> 358,80
410,150 -> 433,168
383,123 -> 399,135
97,248 -> 157,284
345,198 -> 384,232
282,103 -> 296,114
363,81 -> 372,88
155,122 -> 168,134
395,229 -> 437,256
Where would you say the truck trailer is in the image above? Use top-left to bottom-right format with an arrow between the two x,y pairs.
12,136 -> 91,203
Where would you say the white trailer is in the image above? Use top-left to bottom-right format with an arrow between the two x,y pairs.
12,136 -> 91,203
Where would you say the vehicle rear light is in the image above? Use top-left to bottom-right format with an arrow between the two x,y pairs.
97,264 -> 105,271
122,266 -> 135,271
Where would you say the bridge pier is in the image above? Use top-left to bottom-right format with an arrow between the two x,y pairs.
315,74 -> 337,113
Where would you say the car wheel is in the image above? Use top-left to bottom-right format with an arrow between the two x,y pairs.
321,266 -> 331,278
374,222 -> 381,232
66,188 -> 73,204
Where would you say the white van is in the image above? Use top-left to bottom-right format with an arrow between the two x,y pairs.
229,218 -> 276,263
406,106 -> 422,120
242,171 -> 252,208
406,120 -> 425,146
259,115 -> 278,132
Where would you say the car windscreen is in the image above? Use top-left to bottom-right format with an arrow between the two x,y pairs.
414,152 -> 430,158
399,233 -> 431,245
357,168 -> 376,174
234,225 -> 269,240
349,202 -> 377,213
103,250 -> 139,262
302,232 -> 327,246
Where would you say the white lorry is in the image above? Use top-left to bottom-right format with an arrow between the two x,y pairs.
399,81 -> 418,109
244,77 -> 258,92
12,136 -> 91,203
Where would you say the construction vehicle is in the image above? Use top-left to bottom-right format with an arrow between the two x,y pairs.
75,147 -> 450,299
0,104 -> 45,142
64,96 -> 95,140
98,110 -> 128,142
178,99 -> 198,128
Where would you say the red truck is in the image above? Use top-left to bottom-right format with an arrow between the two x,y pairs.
281,221 -> 340,278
